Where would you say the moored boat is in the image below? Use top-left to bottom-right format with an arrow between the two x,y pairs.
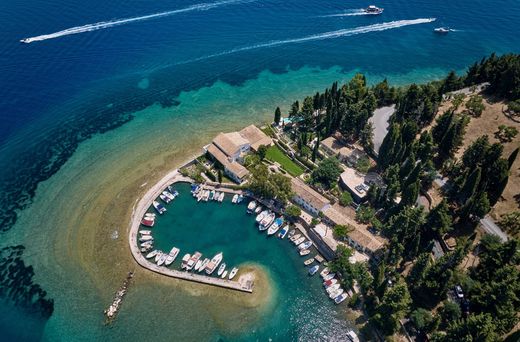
209,190 -> 215,200
298,241 -> 312,250
231,194 -> 239,203
308,265 -> 319,276
267,217 -> 284,235
159,193 -> 171,204
221,270 -> 228,279
146,250 -> 159,259
218,192 -> 224,202
140,241 -> 153,248
290,233 -> 301,242
205,252 -> 223,275
155,252 -> 163,262
335,293 -> 348,305
153,200 -> 167,214
237,194 -> 244,203
141,218 -> 155,227
324,273 -> 336,281
300,249 -> 311,256
139,235 -> 154,242
186,252 -> 202,271
162,190 -> 176,201
293,237 -> 305,245
346,330 -> 359,341
247,200 -> 257,213
141,246 -> 152,253
139,230 -> 152,235
254,206 -> 262,214
326,283 -> 341,293
323,278 -> 338,287
217,263 -> 226,276
320,267 -> 330,278
329,288 -> 344,299
181,253 -> 191,269
304,258 -> 315,266
165,247 -> 180,266
255,210 -> 269,223
157,253 -> 168,266
288,229 -> 295,237
278,225 -> 289,239
259,212 -> 275,230
228,267 -> 239,280
198,258 -> 210,272
194,259 -> 203,271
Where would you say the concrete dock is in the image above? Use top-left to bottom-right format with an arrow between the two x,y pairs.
128,170 -> 253,293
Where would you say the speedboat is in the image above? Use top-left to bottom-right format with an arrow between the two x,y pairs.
218,192 -> 225,202
364,5 -> 383,14
237,194 -> 244,203
324,278 -> 338,287
203,190 -> 210,202
144,212 -> 156,218
163,190 -> 176,201
300,249 -> 311,256
267,217 -> 284,235
198,258 -> 210,272
308,265 -> 319,276
293,237 -> 305,245
298,241 -> 312,250
141,246 -> 152,253
139,235 -> 153,242
247,200 -> 257,213
278,225 -> 289,239
141,217 -> 155,227
153,200 -> 167,214
194,259 -> 203,271
140,241 -> 153,248
146,250 -> 159,259
232,194 -> 239,203
259,212 -> 275,230
157,253 -> 168,266
155,252 -> 163,262
326,283 -> 341,293
345,330 -> 359,341
254,206 -> 262,214
217,263 -> 226,276
186,252 -> 202,271
181,253 -> 191,270
324,273 -> 336,281
335,293 -> 348,305
290,233 -> 301,242
165,247 -> 180,266
434,27 -> 450,34
221,270 -> 228,279
209,190 -> 215,201
255,210 -> 269,223
205,252 -> 223,275
329,288 -> 344,299
213,191 -> 220,201
320,267 -> 330,278
304,258 -> 315,266
159,193 -> 171,204
139,230 -> 152,235
228,267 -> 239,280
288,229 -> 295,238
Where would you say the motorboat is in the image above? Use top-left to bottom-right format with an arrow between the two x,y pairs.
293,237 -> 305,245
267,217 -> 284,235
259,212 -> 275,230
198,258 -> 210,272
221,270 -> 228,279
329,288 -> 344,299
153,200 -> 167,214
162,190 -> 176,201
141,246 -> 152,253
186,252 -> 202,271
288,229 -> 295,237
299,249 -> 310,256
209,190 -> 215,201
155,252 -> 163,262
255,210 -> 269,223
160,193 -> 171,204
139,235 -> 153,242
326,284 -> 341,293
228,267 -> 239,280
165,247 -> 180,266
308,265 -> 319,276
213,191 -> 220,201
232,194 -> 239,203
320,267 -> 330,278
278,225 -> 289,239
324,278 -> 338,287
144,212 -> 156,218
205,252 -> 223,275
247,200 -> 257,213
364,5 -> 383,14
181,253 -> 191,270
140,241 -> 153,248
203,190 -> 210,202
346,330 -> 360,341
194,259 -> 203,271
218,192 -> 225,202
434,27 -> 450,34
304,258 -> 315,266
290,233 -> 301,242
146,250 -> 159,259
298,241 -> 312,250
237,194 -> 244,203
324,273 -> 336,281
139,230 -> 152,235
254,206 -> 262,214
217,263 -> 226,276
141,218 -> 155,227
157,253 -> 168,266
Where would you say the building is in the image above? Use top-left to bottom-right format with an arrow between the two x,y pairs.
205,125 -> 273,184
339,168 -> 369,203
320,136 -> 353,162
291,177 -> 331,216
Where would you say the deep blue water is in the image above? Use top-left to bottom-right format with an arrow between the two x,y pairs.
0,0 -> 519,340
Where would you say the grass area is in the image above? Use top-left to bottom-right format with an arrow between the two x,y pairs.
260,125 -> 276,138
265,145 -> 304,177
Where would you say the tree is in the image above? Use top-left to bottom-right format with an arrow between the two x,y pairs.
378,123 -> 401,169
438,301 -> 461,328
498,211 -> 520,236
285,205 -> 301,221
248,164 -> 292,204
444,313 -> 499,342
217,169 -> 223,183
426,200 -> 452,236
401,180 -> 419,207
458,167 -> 481,204
257,145 -> 268,160
339,191 -> 353,207
495,124 -> 518,143
410,308 -> 437,333
355,156 -> 371,173
329,245 -> 356,289
274,106 -> 281,125
465,95 -> 485,117
460,191 -> 490,221
360,122 -> 374,151
333,224 -> 353,239
310,157 -> 342,189
356,205 -> 376,224
372,279 -> 412,335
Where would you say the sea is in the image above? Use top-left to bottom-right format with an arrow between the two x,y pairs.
0,0 -> 518,340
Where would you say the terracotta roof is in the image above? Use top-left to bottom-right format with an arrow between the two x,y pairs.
291,178 -> 330,210
320,137 -> 352,158
213,133 -> 242,157
239,125 -> 273,150
207,144 -> 249,179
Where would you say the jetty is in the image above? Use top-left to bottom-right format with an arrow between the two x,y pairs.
104,271 -> 134,324
129,169 -> 254,293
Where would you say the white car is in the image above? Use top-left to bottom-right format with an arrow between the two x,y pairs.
455,285 -> 464,299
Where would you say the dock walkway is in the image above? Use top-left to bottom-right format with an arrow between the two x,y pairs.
129,169 -> 253,293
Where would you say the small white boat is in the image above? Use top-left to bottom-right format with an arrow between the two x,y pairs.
209,190 -> 215,200
205,252 -> 223,275
153,200 -> 167,214
304,258 -> 315,266
308,265 -> 319,275
364,5 -> 383,14
298,241 -> 312,250
165,247 -> 180,266
237,194 -> 244,203
300,249 -> 310,256
255,210 -> 269,223
186,252 -> 202,271
155,252 -> 163,262
194,259 -> 203,271
159,193 -> 171,204
141,246 -> 152,253
336,293 -> 349,305
320,267 -> 330,278
326,284 -> 341,293
157,253 -> 168,266
278,225 -> 289,239
232,194 -> 239,203
324,278 -> 338,287
228,267 -> 239,280
329,288 -> 344,299
254,206 -> 262,214
267,217 -> 284,235
259,212 -> 275,230
290,233 -> 301,242
213,191 -> 219,201
139,230 -> 152,235
140,241 -> 153,248
217,263 -> 226,276
434,27 -> 450,34
293,237 -> 305,245
145,213 -> 156,218
324,273 -> 336,281
247,200 -> 257,213
218,192 -> 225,202
139,235 -> 154,242
146,250 -> 159,259
141,217 -> 155,227
221,270 -> 228,279
162,190 -> 175,201
198,258 -> 210,272
181,253 -> 191,269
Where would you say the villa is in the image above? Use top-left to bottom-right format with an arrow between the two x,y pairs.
320,135 -> 368,167
205,125 -> 273,183
291,177 -> 331,216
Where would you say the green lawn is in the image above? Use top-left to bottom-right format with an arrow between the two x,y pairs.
265,145 -> 304,177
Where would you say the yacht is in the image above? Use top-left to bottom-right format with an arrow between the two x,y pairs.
205,252 -> 223,275
308,265 -> 319,276
159,193 -> 171,204
259,212 -> 275,230
146,250 -> 159,259
298,241 -> 312,250
217,263 -> 227,276
434,27 -> 450,34
247,200 -> 257,213
221,270 -> 228,279
152,200 -> 167,214
165,247 -> 180,266
267,217 -> 284,235
278,225 -> 289,239
186,252 -> 202,271
255,210 -> 269,223
228,267 -> 239,280
181,253 -> 191,270
364,5 -> 383,14
198,258 -> 210,272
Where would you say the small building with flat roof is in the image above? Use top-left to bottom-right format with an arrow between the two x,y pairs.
340,168 -> 369,203
291,177 -> 331,216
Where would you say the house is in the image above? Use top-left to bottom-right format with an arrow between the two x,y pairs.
212,132 -> 250,163
206,143 -> 249,183
339,168 -> 369,203
239,124 -> 273,151
320,136 -> 353,162
291,177 -> 331,216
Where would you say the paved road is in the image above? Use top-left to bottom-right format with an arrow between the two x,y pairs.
369,105 -> 395,154
480,216 -> 508,242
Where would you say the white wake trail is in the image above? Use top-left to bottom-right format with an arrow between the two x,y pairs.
20,0 -> 249,43
320,9 -> 370,17
178,18 -> 436,65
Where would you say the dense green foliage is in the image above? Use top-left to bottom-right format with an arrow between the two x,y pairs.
274,106 -> 281,125
339,191 -> 353,207
248,164 -> 292,204
284,204 -> 301,221
310,157 -> 342,189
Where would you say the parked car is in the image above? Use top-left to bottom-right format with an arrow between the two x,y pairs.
455,285 -> 464,299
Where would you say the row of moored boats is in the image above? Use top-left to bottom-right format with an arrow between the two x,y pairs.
191,184 -> 244,204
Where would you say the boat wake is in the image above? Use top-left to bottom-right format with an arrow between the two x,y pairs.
177,18 -> 436,65
20,0 -> 251,43
320,9 -> 372,17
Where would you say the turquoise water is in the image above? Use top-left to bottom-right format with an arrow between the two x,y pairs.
149,183 -> 351,340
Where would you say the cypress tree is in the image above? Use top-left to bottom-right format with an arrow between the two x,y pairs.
459,167 -> 481,204
432,111 -> 454,142
401,180 -> 420,207
426,199 -> 452,236
274,106 -> 281,125
378,123 -> 400,169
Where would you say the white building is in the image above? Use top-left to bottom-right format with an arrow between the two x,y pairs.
291,177 -> 331,216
